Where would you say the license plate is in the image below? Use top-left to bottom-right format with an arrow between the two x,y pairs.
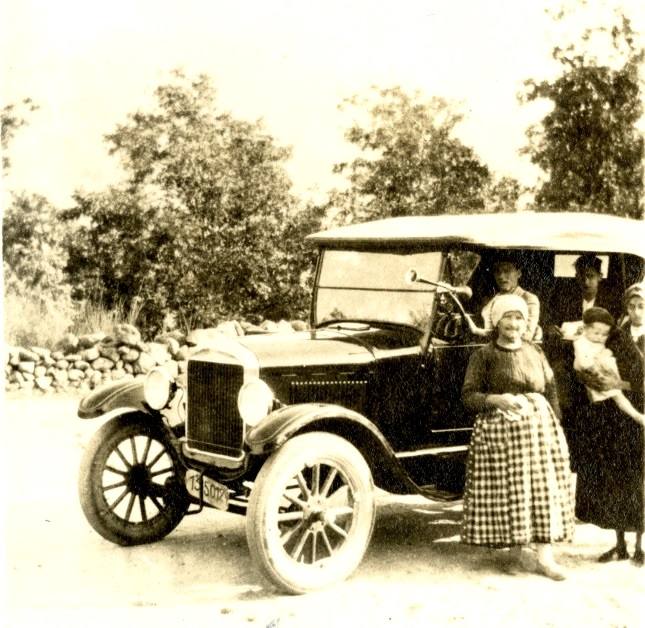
185,469 -> 229,511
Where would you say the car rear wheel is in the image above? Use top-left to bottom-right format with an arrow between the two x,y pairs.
246,432 -> 376,594
79,414 -> 189,546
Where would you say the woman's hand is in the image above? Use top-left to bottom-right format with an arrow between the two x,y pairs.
576,369 -> 629,392
486,393 -> 524,412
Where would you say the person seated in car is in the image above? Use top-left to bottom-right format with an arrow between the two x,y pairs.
548,253 -> 618,337
470,256 -> 540,342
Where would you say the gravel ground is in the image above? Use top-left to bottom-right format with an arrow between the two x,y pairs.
2,393 -> 644,628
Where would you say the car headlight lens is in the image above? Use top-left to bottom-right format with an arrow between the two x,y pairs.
237,378 -> 274,427
143,367 -> 173,410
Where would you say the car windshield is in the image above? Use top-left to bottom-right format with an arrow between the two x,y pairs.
314,249 -> 442,330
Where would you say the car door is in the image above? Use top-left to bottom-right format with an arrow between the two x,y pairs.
425,250 -> 484,445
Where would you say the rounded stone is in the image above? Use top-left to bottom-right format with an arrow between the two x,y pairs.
81,347 -> 100,362
120,348 -> 140,363
91,357 -> 115,372
18,361 -> 36,374
35,376 -> 53,390
18,349 -> 39,362
134,352 -> 156,374
98,345 -> 120,363
147,342 -> 171,365
68,369 -> 84,382
54,333 -> 79,354
78,332 -> 106,348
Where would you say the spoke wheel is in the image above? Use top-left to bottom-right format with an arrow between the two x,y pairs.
247,432 -> 375,593
79,414 -> 189,546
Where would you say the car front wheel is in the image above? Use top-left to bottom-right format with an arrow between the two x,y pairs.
246,432 -> 376,594
79,414 -> 189,546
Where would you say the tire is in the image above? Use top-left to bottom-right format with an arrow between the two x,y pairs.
79,414 -> 189,546
246,432 -> 376,594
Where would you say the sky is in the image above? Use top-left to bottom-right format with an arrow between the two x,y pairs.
1,0 -> 643,208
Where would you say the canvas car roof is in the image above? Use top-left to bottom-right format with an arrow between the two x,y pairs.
307,212 -> 644,257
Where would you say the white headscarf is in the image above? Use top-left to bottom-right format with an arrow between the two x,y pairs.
490,294 -> 529,328
624,282 -> 645,308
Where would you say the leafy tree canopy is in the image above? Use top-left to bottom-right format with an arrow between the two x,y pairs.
3,192 -> 73,309
1,98 -> 38,170
2,101 -> 72,312
331,87 -> 518,222
63,72 -> 322,332
522,13 -> 644,219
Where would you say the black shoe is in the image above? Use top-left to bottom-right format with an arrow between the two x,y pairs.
598,546 -> 629,562
632,548 -> 644,566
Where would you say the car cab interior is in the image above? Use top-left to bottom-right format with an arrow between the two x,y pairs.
442,249 -> 644,340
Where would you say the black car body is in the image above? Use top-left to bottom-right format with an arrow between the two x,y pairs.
77,211 -> 644,593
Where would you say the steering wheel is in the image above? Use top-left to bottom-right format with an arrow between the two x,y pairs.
431,295 -> 464,341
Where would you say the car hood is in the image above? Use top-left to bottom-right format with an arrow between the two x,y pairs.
189,326 -> 417,370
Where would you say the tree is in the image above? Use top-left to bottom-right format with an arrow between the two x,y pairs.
1,99 -> 38,170
63,72 -> 320,332
61,186 -> 161,306
522,14 -> 644,219
482,177 -> 524,214
3,192 -> 75,347
3,192 -> 70,299
2,99 -> 71,308
331,87 -> 503,222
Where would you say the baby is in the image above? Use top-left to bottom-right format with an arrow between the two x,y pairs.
573,307 -> 645,424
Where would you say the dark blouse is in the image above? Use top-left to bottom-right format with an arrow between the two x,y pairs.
609,323 -> 645,412
462,342 -> 561,418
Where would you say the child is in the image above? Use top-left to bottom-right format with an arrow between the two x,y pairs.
573,307 -> 645,424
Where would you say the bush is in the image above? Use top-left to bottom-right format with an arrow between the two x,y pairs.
68,297 -> 144,338
3,291 -> 74,349
3,291 -> 146,350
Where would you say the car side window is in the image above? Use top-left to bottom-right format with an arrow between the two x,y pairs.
444,251 -> 481,286
429,250 -> 482,343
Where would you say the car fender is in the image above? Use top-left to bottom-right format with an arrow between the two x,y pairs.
246,403 -> 418,494
78,379 -> 149,419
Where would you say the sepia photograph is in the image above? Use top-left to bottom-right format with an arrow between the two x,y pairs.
2,1 -> 644,626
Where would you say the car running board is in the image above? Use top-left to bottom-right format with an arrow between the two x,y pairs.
395,444 -> 468,459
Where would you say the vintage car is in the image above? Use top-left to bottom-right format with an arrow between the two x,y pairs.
77,211 -> 644,593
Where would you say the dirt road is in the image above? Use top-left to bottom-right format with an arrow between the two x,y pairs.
2,394 -> 643,627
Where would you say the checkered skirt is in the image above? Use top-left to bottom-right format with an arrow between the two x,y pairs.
461,393 -> 574,547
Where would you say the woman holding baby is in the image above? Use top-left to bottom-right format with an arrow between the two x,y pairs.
574,282 -> 645,566
461,294 -> 574,580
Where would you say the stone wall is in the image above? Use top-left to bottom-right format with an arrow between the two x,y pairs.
4,319 -> 307,394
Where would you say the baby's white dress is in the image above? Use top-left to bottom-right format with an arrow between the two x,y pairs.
572,335 -> 621,402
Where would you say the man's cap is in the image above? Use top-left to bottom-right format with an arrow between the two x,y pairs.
574,253 -> 602,274
488,252 -> 523,272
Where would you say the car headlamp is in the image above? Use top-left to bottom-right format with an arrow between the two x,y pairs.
237,378 -> 274,427
143,367 -> 173,410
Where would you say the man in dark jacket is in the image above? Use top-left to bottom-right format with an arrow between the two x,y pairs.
548,253 -> 618,328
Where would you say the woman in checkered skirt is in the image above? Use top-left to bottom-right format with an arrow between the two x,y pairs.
461,294 -> 574,580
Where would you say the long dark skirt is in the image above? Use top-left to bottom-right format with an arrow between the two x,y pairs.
575,399 -> 645,532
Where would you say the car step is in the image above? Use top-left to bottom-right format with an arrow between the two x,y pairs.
419,485 -> 462,502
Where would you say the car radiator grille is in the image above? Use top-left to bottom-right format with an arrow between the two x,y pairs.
186,360 -> 244,457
